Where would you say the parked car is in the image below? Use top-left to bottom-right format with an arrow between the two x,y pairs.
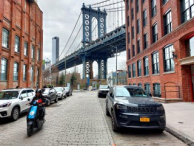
42,88 -> 58,106
98,85 -> 109,97
106,85 -> 166,132
54,87 -> 66,100
0,88 -> 35,121
64,87 -> 72,96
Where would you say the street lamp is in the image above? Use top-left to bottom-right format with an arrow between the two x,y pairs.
102,42 -> 119,85
46,58 -> 51,85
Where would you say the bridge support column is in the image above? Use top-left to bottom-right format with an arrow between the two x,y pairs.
82,56 -> 86,79
89,60 -> 94,79
97,59 -> 101,79
103,58 -> 107,79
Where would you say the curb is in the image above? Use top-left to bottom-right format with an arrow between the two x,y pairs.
165,126 -> 194,146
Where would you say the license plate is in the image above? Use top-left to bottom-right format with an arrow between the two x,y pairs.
140,117 -> 150,122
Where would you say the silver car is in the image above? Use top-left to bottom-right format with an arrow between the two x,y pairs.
54,87 -> 66,100
0,88 -> 35,121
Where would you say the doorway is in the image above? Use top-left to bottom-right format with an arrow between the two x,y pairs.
191,65 -> 194,101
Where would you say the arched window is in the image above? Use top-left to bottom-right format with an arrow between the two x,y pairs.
0,58 -> 8,81
13,62 -> 19,81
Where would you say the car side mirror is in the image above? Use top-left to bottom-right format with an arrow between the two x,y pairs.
20,97 -> 23,100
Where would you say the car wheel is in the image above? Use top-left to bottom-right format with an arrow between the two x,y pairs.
11,107 -> 20,121
106,104 -> 110,116
47,99 -> 51,106
111,111 -> 119,132
157,129 -> 165,133
55,96 -> 58,103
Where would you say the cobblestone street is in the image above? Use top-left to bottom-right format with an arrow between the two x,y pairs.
0,91 -> 187,146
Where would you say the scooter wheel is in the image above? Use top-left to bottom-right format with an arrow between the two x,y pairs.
27,125 -> 33,137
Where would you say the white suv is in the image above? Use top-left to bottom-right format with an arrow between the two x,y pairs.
0,88 -> 35,121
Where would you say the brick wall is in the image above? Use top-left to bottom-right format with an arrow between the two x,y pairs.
0,0 -> 43,90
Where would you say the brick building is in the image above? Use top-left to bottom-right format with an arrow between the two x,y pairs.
125,0 -> 194,102
0,0 -> 43,89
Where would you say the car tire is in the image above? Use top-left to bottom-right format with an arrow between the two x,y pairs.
157,129 -> 164,133
11,107 -> 20,121
111,111 -> 119,132
47,98 -> 51,106
55,96 -> 58,103
106,106 -> 110,116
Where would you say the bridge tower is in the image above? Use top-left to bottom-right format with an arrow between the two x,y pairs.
81,3 -> 107,80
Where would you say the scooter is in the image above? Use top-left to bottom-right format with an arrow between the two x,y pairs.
27,99 -> 45,137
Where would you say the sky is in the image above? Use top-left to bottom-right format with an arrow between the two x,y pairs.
38,0 -> 126,77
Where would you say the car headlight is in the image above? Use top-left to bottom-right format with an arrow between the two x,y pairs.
157,106 -> 165,113
0,102 -> 11,108
116,104 -> 128,110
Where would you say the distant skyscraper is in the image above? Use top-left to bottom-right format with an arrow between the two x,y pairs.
52,37 -> 59,65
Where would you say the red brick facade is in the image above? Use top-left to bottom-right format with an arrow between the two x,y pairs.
125,0 -> 194,102
0,0 -> 43,89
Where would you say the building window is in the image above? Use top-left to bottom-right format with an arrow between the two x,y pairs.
136,0 -> 139,12
143,0 -> 145,3
2,28 -> 9,48
137,19 -> 140,34
152,24 -> 158,43
151,0 -> 157,17
0,58 -> 8,81
132,45 -> 135,56
152,52 -> 159,74
23,64 -> 27,81
24,42 -> 28,56
137,60 -> 141,76
138,83 -> 142,87
145,83 -> 151,94
131,0 -> 133,3
186,36 -> 194,57
164,11 -> 172,35
133,83 -> 136,85
163,0 -> 169,5
181,0 -> 194,23
37,49 -> 40,61
132,63 -> 136,77
128,65 -> 131,78
127,0 -> 129,10
128,49 -> 131,59
127,16 -> 130,26
128,32 -> 130,43
144,56 -> 149,76
132,26 -> 134,39
153,83 -> 161,97
132,8 -> 134,20
164,45 -> 174,72
143,9 -> 147,26
31,45 -> 35,59
15,36 -> 20,53
13,62 -> 19,81
144,33 -> 148,49
37,68 -> 39,84
31,66 -> 34,81
137,39 -> 140,54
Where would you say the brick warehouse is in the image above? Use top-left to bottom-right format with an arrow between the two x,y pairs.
125,0 -> 194,102
0,0 -> 43,89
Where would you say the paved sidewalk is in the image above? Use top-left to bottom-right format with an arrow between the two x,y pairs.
163,102 -> 194,144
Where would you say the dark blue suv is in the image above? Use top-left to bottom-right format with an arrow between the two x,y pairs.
106,85 -> 166,132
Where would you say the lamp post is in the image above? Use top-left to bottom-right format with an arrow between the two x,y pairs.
104,43 -> 118,85
46,58 -> 51,85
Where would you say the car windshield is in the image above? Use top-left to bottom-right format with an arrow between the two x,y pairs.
65,87 -> 69,90
100,85 -> 109,89
116,87 -> 149,98
54,87 -> 62,92
0,91 -> 19,100
42,88 -> 50,94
